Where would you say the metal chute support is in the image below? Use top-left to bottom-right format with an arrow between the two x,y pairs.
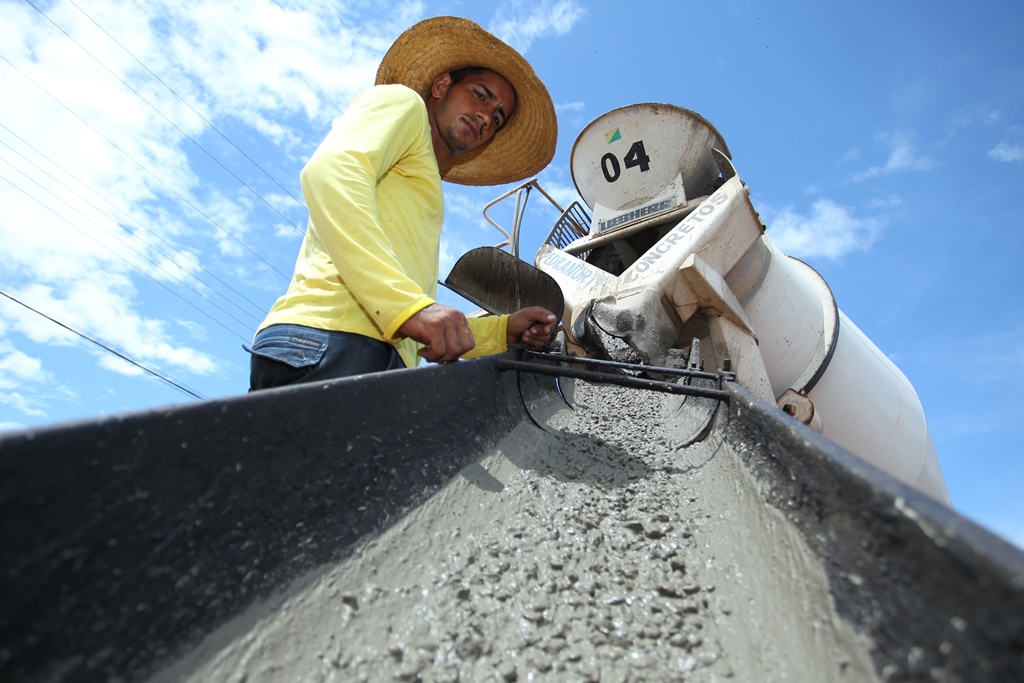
483,102 -> 949,504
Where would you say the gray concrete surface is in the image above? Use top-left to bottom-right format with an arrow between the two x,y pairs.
154,381 -> 877,682
5,352 -> 1022,682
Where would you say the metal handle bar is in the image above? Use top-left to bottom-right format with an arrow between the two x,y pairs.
497,352 -> 733,401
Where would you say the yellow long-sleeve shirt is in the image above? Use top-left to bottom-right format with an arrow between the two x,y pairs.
259,84 -> 508,368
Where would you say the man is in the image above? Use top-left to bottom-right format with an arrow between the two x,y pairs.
248,16 -> 559,390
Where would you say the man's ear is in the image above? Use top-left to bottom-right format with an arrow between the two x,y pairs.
430,72 -> 452,100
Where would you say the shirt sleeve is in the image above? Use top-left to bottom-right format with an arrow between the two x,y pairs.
462,314 -> 510,358
299,87 -> 436,341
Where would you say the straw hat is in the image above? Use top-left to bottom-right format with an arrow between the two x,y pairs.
376,16 -> 557,186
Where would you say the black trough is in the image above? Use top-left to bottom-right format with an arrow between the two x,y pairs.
1,352 -> 1022,682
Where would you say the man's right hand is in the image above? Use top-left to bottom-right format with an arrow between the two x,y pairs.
398,303 -> 476,363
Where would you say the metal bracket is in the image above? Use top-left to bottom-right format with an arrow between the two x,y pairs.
497,349 -> 734,401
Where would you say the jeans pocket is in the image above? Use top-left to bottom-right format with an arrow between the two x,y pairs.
247,325 -> 329,370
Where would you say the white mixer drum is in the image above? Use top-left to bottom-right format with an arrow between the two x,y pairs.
570,104 -> 731,234
728,236 -> 951,504
549,101 -> 952,505
807,312 -> 951,504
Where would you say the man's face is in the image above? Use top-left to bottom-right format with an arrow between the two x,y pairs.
429,70 -> 517,158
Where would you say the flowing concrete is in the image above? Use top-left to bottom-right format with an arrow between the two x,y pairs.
154,381 -> 877,682
5,353 -> 1020,681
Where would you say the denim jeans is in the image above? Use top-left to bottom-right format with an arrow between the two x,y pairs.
246,324 -> 405,391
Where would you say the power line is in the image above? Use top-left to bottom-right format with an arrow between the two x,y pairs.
0,169 -> 256,344
24,0 -> 307,236
0,2 -> 311,408
0,51 -> 293,281
64,0 -> 307,212
0,127 -> 267,323
0,284 -> 206,401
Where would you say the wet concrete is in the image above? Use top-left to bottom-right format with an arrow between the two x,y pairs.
5,353 -> 1021,682
153,381 -> 877,682
0,356 -> 560,683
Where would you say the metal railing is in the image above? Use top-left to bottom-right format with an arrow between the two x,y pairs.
481,179 -> 569,258
543,201 -> 592,251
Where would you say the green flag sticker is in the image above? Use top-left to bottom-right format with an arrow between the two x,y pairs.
606,128 -> 621,144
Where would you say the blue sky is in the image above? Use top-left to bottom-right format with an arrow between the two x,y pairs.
2,1 -> 1023,548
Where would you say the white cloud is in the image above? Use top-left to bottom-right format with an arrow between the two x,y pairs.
174,318 -> 209,341
3,271 -> 219,379
1,0 -> 426,409
444,192 -> 480,222
838,148 -> 861,165
766,199 -> 882,260
988,142 -> 1024,162
865,194 -> 904,210
437,235 -> 463,283
0,340 -> 58,417
556,101 -> 585,112
852,131 -> 933,182
0,393 -> 47,418
489,0 -> 587,53
536,179 -> 584,213
158,0 -> 400,128
944,105 -> 1001,136
0,342 -> 51,390
0,291 -> 79,347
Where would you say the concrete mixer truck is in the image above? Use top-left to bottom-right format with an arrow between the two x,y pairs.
447,102 -> 950,504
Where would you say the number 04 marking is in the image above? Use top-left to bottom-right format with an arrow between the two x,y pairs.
601,140 -> 651,183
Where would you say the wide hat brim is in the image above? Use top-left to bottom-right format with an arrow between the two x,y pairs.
376,16 -> 557,186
